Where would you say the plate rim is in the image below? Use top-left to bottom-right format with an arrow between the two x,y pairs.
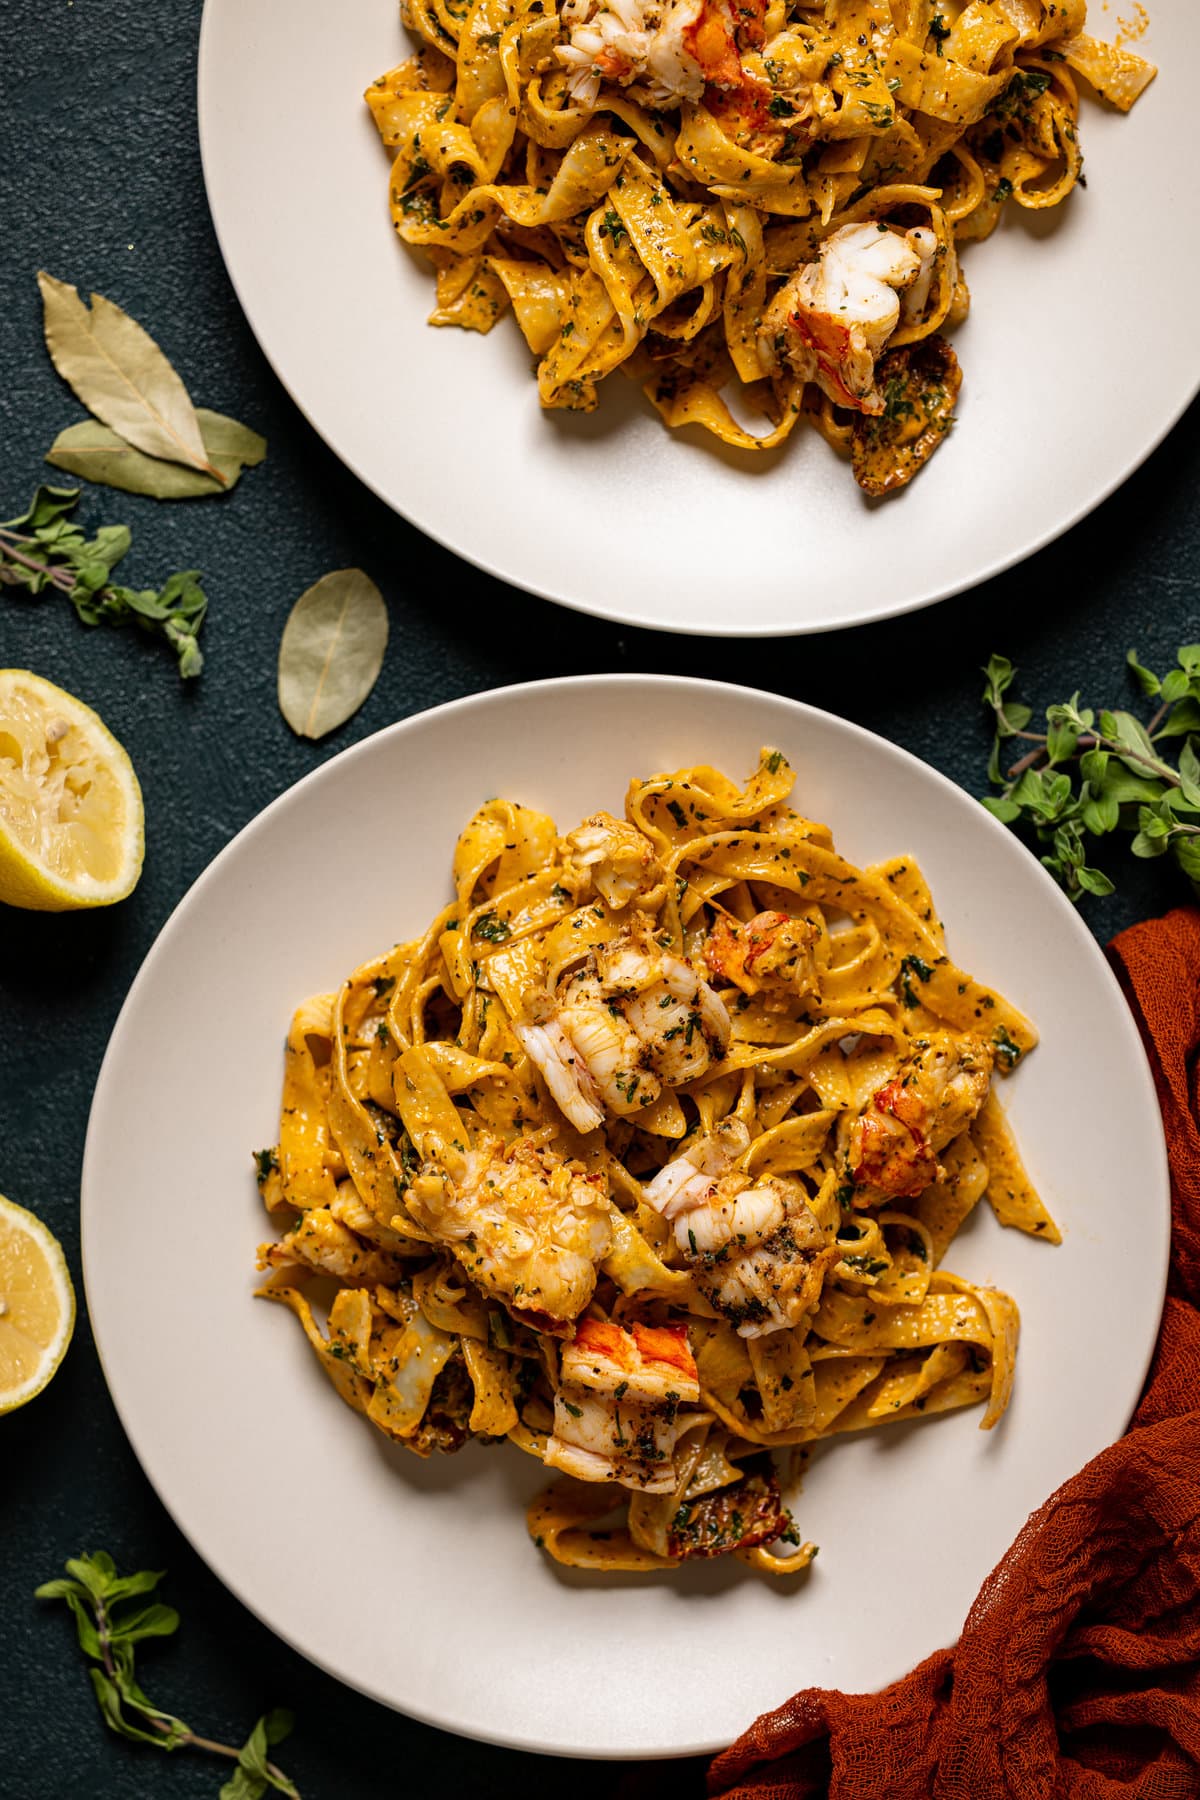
81,672 -> 1172,1756
195,0 -> 1200,638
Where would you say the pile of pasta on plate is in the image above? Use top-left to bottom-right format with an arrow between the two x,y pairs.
365,0 -> 1154,492
255,751 -> 1058,1574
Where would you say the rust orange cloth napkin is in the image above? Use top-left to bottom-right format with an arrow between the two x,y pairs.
708,907 -> 1200,1800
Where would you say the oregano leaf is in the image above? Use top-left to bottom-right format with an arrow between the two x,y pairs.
62,1589 -> 104,1659
998,700 -> 1032,736
1045,715 -> 1078,764
1125,649 -> 1160,697
1156,697 -> 1200,739
1179,740 -> 1200,808
982,654 -> 1015,703
1076,866 -> 1115,897
981,795 -> 1021,823
241,1716 -> 272,1779
221,1711 -> 299,1799
1174,836 -> 1200,884
1106,709 -> 1158,769
1097,766 -> 1164,806
107,1602 -> 180,1645
1081,790 -> 1120,835
33,1577 -> 90,1602
262,1711 -> 295,1749
220,1770 -> 269,1800
65,1554 -> 116,1599
83,523 -> 131,570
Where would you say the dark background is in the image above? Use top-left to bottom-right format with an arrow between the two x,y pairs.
1,3 -> 1197,1796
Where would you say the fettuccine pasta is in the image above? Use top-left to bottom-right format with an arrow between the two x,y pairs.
365,0 -> 1155,492
254,750 -> 1056,1575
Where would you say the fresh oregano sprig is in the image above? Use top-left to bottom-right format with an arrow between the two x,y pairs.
0,485 -> 207,677
981,649 -> 1200,902
36,1552 -> 299,1798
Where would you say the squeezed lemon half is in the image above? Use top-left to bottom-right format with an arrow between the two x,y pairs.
0,1196 -> 75,1413
0,669 -> 144,910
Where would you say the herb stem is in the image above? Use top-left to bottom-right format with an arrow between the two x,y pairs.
1005,743 -> 1048,781
0,530 -> 76,591
93,1592 -> 120,1685
1146,698 -> 1174,738
1005,730 -> 1182,789
1102,742 -> 1180,786
184,1731 -> 299,1787
991,719 -> 1048,746
184,1731 -> 239,1759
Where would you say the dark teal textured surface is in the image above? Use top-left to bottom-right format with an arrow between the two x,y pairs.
1,3 -> 1198,1796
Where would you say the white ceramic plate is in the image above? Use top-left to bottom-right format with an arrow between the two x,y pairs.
83,676 -> 1169,1758
196,3 -> 1197,635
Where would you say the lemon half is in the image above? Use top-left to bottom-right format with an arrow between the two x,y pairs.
0,1196 -> 75,1413
0,669 -> 144,910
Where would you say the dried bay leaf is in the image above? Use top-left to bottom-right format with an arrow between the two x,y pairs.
278,570 -> 388,741
38,272 -> 226,485
46,410 -> 267,498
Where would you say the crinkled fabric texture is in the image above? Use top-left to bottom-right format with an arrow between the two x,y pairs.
709,907 -> 1200,1800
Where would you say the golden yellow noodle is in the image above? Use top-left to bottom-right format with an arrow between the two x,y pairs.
364,0 -> 1154,491
254,750 -> 1055,1575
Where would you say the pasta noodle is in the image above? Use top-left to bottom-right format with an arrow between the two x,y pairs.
364,0 -> 1155,492
254,750 -> 1056,1575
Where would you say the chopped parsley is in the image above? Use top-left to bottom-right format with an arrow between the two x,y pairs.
1008,68 -> 1051,99
883,376 -> 917,423
599,208 -> 628,249
899,954 -> 934,1007
842,1253 -> 889,1277
253,1147 -> 279,1185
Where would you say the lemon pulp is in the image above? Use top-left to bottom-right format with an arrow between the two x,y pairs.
0,1197 -> 75,1411
0,670 -> 143,909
